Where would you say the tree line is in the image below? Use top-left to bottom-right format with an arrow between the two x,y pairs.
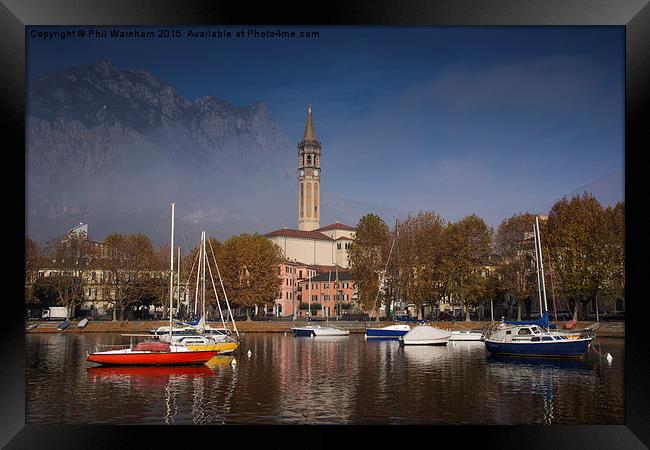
25,231 -> 282,321
349,193 -> 624,321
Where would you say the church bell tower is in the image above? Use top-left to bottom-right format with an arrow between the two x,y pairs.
298,105 -> 321,231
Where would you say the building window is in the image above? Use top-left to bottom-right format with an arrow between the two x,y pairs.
337,243 -> 341,250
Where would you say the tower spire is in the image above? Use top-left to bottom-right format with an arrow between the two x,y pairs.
303,104 -> 317,141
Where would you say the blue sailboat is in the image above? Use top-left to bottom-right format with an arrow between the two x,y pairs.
483,217 -> 594,358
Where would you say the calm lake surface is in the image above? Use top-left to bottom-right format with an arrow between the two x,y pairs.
25,332 -> 624,425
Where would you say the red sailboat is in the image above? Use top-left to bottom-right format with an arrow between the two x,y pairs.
86,341 -> 219,366
86,203 -> 220,366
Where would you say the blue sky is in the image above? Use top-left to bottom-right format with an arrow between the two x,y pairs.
27,26 -> 624,226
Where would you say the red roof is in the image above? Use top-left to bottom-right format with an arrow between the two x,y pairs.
265,228 -> 333,241
315,222 -> 355,232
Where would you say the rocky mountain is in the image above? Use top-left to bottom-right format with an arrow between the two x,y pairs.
26,60 -> 297,244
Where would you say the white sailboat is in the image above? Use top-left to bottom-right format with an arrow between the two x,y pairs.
153,216 -> 240,354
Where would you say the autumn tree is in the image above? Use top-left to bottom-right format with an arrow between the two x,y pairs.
25,238 -> 39,305
441,215 -> 492,321
545,193 -> 623,320
393,211 -> 446,320
348,214 -> 390,319
218,234 -> 282,321
103,233 -> 159,320
494,213 -> 538,320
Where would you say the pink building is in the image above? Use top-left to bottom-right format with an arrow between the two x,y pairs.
297,270 -> 356,318
273,261 -> 317,317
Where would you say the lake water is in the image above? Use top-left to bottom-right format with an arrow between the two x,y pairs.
25,332 -> 624,425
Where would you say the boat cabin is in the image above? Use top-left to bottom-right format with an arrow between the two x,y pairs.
488,325 -> 570,343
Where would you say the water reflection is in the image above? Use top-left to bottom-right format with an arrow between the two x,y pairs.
25,333 -> 624,425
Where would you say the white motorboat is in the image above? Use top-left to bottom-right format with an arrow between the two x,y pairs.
400,325 -> 451,345
291,325 -> 350,337
449,330 -> 484,341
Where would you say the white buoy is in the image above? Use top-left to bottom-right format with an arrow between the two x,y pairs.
247,349 -> 252,357
606,353 -> 613,362
231,358 -> 237,366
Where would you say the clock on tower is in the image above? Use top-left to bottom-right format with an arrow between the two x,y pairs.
298,105 -> 321,231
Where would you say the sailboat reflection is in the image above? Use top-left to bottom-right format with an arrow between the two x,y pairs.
87,365 -> 214,387
486,354 -> 595,424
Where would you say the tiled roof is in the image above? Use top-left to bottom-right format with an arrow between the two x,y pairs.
307,271 -> 353,282
311,264 -> 348,274
265,228 -> 332,241
315,222 -> 355,232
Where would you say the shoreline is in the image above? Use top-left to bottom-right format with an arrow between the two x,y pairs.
25,319 -> 625,338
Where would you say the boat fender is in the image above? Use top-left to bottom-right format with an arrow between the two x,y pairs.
231,358 -> 237,366
247,350 -> 252,358
606,353 -> 613,362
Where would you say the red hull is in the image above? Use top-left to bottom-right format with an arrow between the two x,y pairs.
87,350 -> 219,366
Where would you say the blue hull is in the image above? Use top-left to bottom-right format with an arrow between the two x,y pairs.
292,328 -> 315,337
484,339 -> 591,358
365,328 -> 409,339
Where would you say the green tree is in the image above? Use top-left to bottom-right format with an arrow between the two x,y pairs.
348,214 -> 390,319
494,213 -> 537,320
218,234 -> 282,321
441,215 -> 492,322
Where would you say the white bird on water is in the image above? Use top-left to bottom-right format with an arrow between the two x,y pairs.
231,358 -> 237,366
606,353 -> 613,363
247,349 -> 252,358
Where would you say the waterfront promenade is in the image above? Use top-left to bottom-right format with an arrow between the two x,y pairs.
25,320 -> 625,338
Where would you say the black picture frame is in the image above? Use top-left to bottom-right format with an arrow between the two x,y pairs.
3,0 -> 648,448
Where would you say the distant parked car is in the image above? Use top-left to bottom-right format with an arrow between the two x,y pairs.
340,313 -> 370,321
438,311 -> 453,321
551,311 -> 573,321
586,311 -> 609,321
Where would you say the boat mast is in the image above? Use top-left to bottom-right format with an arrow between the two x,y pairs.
169,202 -> 175,341
546,246 -> 558,321
194,237 -> 201,317
532,221 -> 543,318
535,216 -> 549,318
206,237 -> 240,337
176,246 -> 181,317
202,231 -> 207,324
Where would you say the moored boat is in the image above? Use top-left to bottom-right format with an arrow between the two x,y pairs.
77,318 -> 89,328
400,325 -> 451,345
166,335 -> 239,354
291,325 -> 350,337
449,330 -> 484,341
57,319 -> 70,331
483,217 -> 594,358
365,324 -> 411,339
483,324 -> 593,358
86,340 -> 219,366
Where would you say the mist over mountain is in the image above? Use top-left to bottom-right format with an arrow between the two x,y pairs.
26,60 -> 403,246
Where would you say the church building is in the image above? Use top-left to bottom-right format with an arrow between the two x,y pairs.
265,106 -> 357,318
